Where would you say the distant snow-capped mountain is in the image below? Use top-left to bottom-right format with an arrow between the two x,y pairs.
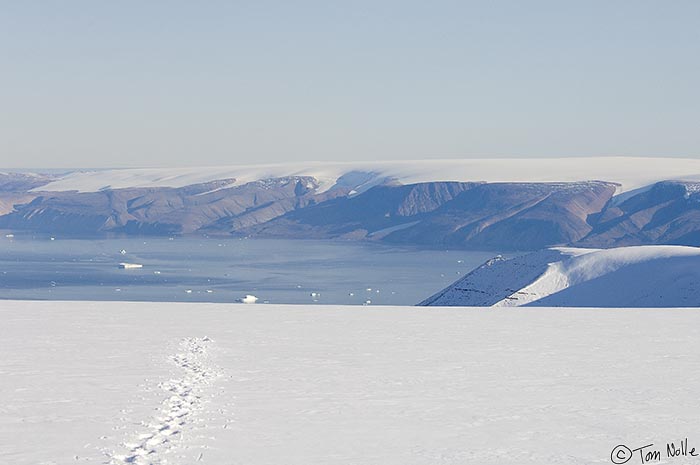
4,158 -> 700,249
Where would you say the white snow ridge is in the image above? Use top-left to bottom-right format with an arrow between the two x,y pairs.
420,245 -> 700,307
106,337 -> 222,465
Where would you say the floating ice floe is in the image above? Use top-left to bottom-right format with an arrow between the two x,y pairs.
118,263 -> 143,269
238,294 -> 258,304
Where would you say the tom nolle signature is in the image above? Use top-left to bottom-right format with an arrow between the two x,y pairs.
611,439 -> 699,464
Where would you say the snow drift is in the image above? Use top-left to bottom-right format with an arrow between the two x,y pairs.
420,245 -> 700,307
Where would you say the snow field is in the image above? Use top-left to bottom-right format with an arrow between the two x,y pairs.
3,301 -> 700,464
108,337 -> 222,464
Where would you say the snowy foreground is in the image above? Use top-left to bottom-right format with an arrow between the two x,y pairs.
3,301 -> 700,465
422,245 -> 700,307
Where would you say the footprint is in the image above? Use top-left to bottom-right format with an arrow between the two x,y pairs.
104,337 -> 222,465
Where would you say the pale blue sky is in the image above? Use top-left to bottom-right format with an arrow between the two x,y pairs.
1,1 -> 699,168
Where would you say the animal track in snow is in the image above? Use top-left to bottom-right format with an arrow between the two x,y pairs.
106,336 -> 221,465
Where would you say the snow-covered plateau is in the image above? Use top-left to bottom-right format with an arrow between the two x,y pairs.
3,300 -> 700,465
28,157 -> 700,193
421,245 -> 700,307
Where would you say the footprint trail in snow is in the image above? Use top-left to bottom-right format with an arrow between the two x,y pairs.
106,336 -> 222,465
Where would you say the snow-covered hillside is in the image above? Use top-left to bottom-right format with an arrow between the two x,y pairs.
420,245 -> 700,307
34,157 -> 700,193
4,300 -> 700,465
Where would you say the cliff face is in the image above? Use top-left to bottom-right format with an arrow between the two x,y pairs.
241,181 -> 480,240
578,181 -> 700,247
382,182 -> 617,249
245,181 -> 620,249
4,173 -> 700,250
0,177 -> 347,235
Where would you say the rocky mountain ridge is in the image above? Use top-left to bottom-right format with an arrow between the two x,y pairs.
3,168 -> 700,249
